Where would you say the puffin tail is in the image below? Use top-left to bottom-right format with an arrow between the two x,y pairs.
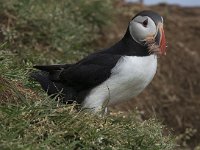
30,71 -> 76,103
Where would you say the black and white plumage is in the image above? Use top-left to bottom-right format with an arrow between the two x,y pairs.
31,10 -> 167,112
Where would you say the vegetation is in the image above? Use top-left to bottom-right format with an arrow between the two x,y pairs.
0,0 -> 113,63
0,0 -> 175,149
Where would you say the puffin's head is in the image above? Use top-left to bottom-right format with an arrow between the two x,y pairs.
129,10 -> 167,55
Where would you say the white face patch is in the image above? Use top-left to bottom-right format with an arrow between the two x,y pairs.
129,16 -> 157,44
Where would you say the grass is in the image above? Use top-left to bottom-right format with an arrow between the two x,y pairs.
0,74 -> 175,149
0,97 -> 175,149
0,0 -> 114,63
0,1 -> 176,149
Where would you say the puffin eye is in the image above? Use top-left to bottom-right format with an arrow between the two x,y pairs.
142,19 -> 148,27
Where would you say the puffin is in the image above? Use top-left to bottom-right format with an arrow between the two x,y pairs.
31,10 -> 167,112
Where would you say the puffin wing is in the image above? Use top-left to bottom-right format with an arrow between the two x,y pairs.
59,53 -> 121,90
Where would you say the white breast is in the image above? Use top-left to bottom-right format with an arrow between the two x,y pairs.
83,55 -> 157,112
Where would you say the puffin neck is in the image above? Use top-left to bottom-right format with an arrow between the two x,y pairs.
120,28 -> 150,56
101,27 -> 150,57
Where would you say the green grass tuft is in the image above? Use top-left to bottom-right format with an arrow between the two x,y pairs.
0,93 -> 175,149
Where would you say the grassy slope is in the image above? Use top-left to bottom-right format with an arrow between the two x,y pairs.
0,53 -> 175,149
0,1 -> 175,149
0,86 -> 174,149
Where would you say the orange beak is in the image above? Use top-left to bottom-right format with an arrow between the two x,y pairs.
158,23 -> 167,55
155,23 -> 166,55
